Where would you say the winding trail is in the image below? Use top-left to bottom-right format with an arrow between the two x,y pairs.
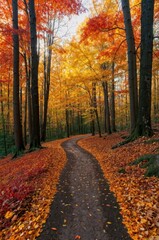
37,136 -> 132,240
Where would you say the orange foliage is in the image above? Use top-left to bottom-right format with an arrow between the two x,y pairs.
79,132 -> 159,240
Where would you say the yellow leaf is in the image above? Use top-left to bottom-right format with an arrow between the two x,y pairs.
141,218 -> 147,224
5,211 -> 14,219
107,221 -> 112,224
19,223 -> 24,230
34,223 -> 39,229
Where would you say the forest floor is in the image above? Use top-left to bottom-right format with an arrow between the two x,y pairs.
0,131 -> 159,240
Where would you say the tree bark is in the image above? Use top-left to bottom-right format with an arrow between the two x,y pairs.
7,81 -> 10,133
41,45 -> 52,141
134,0 -> 154,136
12,0 -> 24,152
121,0 -> 138,132
92,82 -> 101,137
110,62 -> 116,132
90,108 -> 95,136
29,0 -> 40,148
0,84 -> 7,155
66,108 -> 70,138
102,81 -> 111,134
41,20 -> 55,141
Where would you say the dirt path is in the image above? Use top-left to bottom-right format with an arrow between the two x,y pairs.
37,137 -> 132,240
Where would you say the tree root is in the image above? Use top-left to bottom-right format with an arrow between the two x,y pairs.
112,134 -> 137,149
130,154 -> 159,177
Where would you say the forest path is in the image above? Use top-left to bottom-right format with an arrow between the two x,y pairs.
37,136 -> 131,240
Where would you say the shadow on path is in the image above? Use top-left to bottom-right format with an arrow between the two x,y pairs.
37,136 -> 132,240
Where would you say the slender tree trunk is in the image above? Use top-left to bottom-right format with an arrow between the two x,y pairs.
7,81 -> 10,133
102,81 -> 111,134
90,108 -> 95,136
110,62 -> 116,132
41,19 -> 55,141
121,0 -> 138,132
41,48 -> 52,141
23,82 -> 27,146
92,82 -> 101,137
66,108 -> 70,138
134,0 -> 154,136
0,84 -> 7,155
29,0 -> 40,148
25,55 -> 33,145
12,0 -> 24,152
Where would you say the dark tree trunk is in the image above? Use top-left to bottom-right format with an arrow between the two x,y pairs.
102,81 -> 111,134
23,77 -> 27,146
0,84 -> 7,155
134,0 -> 154,136
66,108 -> 70,138
113,0 -> 155,149
92,82 -> 101,137
29,0 -> 40,148
7,81 -> 10,133
121,0 -> 138,132
110,62 -> 116,132
12,0 -> 24,152
77,105 -> 81,134
24,53 -> 32,145
90,108 -> 95,136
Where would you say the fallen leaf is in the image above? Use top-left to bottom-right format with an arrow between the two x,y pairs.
107,221 -> 112,224
75,235 -> 81,239
5,211 -> 14,219
51,228 -> 57,231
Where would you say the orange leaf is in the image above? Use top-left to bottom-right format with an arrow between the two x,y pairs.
75,235 -> 81,239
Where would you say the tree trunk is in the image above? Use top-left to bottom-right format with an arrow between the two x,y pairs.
23,80 -> 27,146
0,84 -> 7,155
90,108 -> 95,136
121,0 -> 138,132
66,108 -> 70,138
41,20 -> 55,141
134,0 -> 154,136
12,0 -> 24,152
113,0 -> 155,149
102,81 -> 111,134
7,81 -> 10,133
41,47 -> 52,141
92,82 -> 101,137
110,62 -> 116,132
29,0 -> 40,148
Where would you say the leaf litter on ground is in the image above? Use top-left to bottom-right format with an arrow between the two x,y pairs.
0,138 -> 67,240
0,132 -> 159,240
78,131 -> 159,240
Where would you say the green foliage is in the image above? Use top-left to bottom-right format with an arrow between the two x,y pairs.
144,138 -> 159,144
118,168 -> 126,174
130,154 -> 159,177
0,132 -> 14,157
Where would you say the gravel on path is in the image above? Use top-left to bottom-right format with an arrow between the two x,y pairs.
37,136 -> 132,240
